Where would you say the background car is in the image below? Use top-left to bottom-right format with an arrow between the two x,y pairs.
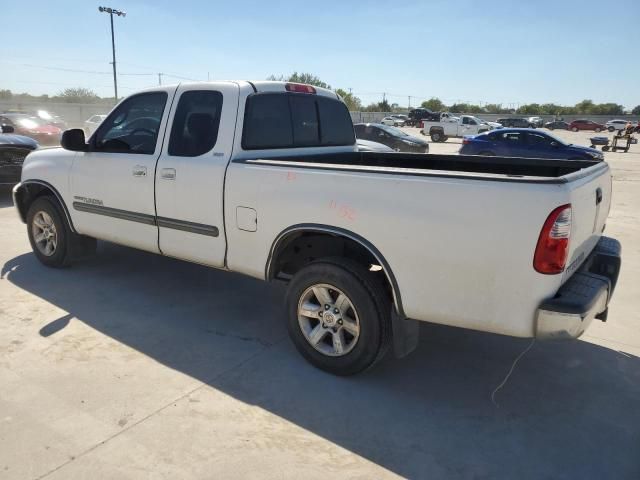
84,114 -> 107,136
568,119 -> 604,132
354,123 -> 429,153
459,128 -> 604,161
0,113 -> 62,145
497,117 -> 534,128
0,124 -> 38,186
605,119 -> 630,132
477,118 -> 503,130
544,120 -> 569,130
381,116 -> 405,127
34,110 -> 67,130
528,116 -> 544,127
391,114 -> 409,124
356,139 -> 395,152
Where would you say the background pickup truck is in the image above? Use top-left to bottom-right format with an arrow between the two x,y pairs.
420,113 -> 490,142
13,81 -> 621,375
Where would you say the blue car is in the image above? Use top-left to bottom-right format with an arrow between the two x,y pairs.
459,128 -> 604,161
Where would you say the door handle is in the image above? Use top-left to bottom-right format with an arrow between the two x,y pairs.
161,168 -> 176,180
132,165 -> 147,177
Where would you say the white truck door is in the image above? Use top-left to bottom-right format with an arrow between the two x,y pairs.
70,88 -> 175,253
154,82 -> 239,267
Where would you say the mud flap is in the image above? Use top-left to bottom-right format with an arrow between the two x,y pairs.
392,311 -> 419,358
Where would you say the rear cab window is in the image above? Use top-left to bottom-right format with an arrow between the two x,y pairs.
242,92 -> 355,150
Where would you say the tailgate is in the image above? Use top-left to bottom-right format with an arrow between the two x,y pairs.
562,163 -> 612,282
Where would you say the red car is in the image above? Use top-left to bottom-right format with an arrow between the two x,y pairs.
0,113 -> 62,145
567,119 -> 605,132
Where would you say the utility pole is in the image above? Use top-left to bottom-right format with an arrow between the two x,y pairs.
158,73 -> 163,85
408,96 -> 412,108
348,87 -> 352,94
99,6 -> 126,102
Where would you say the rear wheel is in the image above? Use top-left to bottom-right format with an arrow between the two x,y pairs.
595,127 -> 602,132
608,126 -> 615,132
285,259 -> 391,375
430,131 -> 443,142
572,127 -> 579,132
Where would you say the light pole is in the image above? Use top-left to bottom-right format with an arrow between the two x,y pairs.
98,6 -> 126,102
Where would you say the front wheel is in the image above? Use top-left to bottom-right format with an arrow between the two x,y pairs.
285,259 -> 391,375
572,127 -> 579,132
595,127 -> 602,132
608,127 -> 615,132
27,197 -> 71,268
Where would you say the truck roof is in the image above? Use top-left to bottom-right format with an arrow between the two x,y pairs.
125,81 -> 339,99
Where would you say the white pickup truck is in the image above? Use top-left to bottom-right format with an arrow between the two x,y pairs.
421,113 -> 490,142
13,81 -> 621,375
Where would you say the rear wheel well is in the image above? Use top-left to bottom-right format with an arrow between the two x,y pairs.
268,230 -> 400,315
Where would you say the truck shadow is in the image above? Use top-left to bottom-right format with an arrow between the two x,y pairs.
3,244 -> 640,479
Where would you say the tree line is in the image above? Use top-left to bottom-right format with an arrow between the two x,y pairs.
419,97 -> 637,116
3,75 -> 639,116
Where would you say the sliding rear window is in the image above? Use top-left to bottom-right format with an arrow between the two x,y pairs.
242,92 -> 355,150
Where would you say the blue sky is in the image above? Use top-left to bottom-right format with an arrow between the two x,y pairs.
2,0 -> 639,109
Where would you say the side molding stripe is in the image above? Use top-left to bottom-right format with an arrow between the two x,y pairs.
72,202 -> 218,237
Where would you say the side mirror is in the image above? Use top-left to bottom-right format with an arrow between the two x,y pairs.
1,124 -> 14,133
61,129 -> 87,151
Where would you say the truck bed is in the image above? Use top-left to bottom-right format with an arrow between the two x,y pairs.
237,152 -> 604,183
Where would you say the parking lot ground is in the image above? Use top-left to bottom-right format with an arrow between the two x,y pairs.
1,129 -> 639,479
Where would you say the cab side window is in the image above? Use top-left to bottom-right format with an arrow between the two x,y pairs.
168,90 -> 223,157
93,92 -> 168,154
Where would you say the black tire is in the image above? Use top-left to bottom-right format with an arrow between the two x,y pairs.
595,127 -> 602,133
442,136 -> 449,142
430,131 -> 443,142
572,127 -> 578,132
548,126 -> 554,130
285,258 -> 391,376
608,126 -> 615,132
602,146 -> 610,152
26,196 -> 72,268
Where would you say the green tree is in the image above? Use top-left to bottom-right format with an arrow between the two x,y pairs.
55,87 -> 100,103
449,103 -> 482,113
574,99 -> 595,114
421,97 -> 446,111
335,88 -> 362,111
0,89 -> 12,100
267,72 -> 331,89
484,103 -> 509,114
632,105 -> 640,115
517,103 -> 543,115
362,100 -> 391,112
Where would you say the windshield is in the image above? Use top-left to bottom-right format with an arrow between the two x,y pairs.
378,124 -> 407,136
544,131 -> 567,146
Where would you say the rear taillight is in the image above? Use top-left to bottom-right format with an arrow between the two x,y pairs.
285,83 -> 316,94
462,137 -> 471,144
419,121 -> 424,128
533,204 -> 572,274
